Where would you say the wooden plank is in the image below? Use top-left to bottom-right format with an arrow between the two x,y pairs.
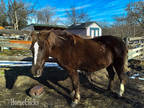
0,29 -> 30,35
129,37 -> 144,41
0,43 -> 31,49
128,50 -> 143,57
128,46 -> 144,52
0,56 -> 32,61
129,43 -> 144,46
9,40 -> 31,44
0,39 -> 32,44
128,51 -> 143,59
0,39 -> 31,49
0,39 -> 10,41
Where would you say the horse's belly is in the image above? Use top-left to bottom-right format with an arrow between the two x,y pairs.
89,64 -> 107,72
79,62 -> 108,72
80,53 -> 113,72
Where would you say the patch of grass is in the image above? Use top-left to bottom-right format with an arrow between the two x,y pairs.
0,71 -> 4,75
141,61 -> 144,65
0,68 -> 9,76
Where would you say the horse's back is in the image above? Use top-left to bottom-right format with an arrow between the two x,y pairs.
92,35 -> 127,59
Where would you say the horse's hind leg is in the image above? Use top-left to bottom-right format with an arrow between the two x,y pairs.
106,65 -> 115,91
113,60 -> 126,96
68,69 -> 80,107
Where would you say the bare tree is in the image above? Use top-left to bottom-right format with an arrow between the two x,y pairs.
65,6 -> 90,25
36,7 -> 55,24
124,1 -> 144,36
7,0 -> 34,30
126,1 -> 144,29
103,1 -> 144,37
0,0 -> 7,26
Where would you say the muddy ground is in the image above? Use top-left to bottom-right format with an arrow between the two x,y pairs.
0,66 -> 144,108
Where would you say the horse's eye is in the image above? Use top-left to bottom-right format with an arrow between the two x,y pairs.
38,43 -> 43,49
39,46 -> 43,50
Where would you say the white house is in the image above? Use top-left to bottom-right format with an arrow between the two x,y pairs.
67,22 -> 102,38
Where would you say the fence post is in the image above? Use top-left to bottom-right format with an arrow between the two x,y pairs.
0,46 -> 4,52
124,37 -> 130,72
141,39 -> 144,59
125,37 -> 129,47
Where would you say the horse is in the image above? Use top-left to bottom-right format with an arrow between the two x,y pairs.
30,29 -> 128,107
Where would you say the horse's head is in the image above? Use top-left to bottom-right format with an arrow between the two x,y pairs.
30,30 -> 51,77
30,29 -> 76,77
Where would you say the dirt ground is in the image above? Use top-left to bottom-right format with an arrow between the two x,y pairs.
0,66 -> 144,108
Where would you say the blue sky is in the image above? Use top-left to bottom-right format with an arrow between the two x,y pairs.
4,0 -> 141,25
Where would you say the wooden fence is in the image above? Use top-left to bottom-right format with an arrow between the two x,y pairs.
126,36 -> 144,60
0,39 -> 31,61
0,36 -> 144,61
0,39 -> 31,50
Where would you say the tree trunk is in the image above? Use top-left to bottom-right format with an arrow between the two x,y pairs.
14,10 -> 18,30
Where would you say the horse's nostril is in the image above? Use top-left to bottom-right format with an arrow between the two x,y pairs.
33,74 -> 40,78
31,65 -> 42,78
32,69 -> 41,78
37,70 -> 40,74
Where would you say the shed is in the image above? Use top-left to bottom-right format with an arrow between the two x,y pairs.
22,24 -> 67,31
67,22 -> 102,38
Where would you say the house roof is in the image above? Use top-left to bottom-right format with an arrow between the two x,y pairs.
26,24 -> 67,31
31,24 -> 67,28
0,29 -> 30,35
68,21 -> 101,29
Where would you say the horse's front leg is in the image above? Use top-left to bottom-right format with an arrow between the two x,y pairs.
68,69 -> 80,107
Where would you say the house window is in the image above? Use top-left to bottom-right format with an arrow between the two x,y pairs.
90,28 -> 99,38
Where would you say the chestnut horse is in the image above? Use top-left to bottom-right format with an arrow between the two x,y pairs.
30,30 -> 128,106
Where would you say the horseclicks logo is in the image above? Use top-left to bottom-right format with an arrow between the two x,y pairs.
10,98 -> 39,106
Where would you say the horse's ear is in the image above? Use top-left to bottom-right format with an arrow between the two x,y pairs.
67,35 -> 76,45
62,30 -> 76,45
29,31 -> 39,50
50,28 -> 54,31
31,31 -> 39,41
71,36 -> 76,45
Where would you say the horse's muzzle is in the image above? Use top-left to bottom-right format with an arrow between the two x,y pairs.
31,66 -> 42,78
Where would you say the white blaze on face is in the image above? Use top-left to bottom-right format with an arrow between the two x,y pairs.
34,42 -> 39,65
119,83 -> 125,96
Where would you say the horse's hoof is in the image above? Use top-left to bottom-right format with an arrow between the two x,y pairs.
71,102 -> 77,108
104,90 -> 113,96
105,90 -> 119,98
118,92 -> 123,97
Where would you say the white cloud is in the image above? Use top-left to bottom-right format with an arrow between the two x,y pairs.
58,17 -> 67,21
90,8 -> 125,19
104,0 -> 125,8
54,13 -> 66,18
55,4 -> 92,12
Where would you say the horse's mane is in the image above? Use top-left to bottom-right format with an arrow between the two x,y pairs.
53,29 -> 81,39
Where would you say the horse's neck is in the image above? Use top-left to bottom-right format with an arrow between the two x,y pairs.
49,46 -> 64,59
